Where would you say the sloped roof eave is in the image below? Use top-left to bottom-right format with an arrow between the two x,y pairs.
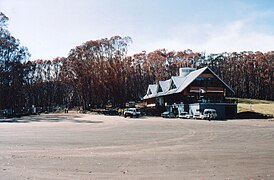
143,94 -> 157,100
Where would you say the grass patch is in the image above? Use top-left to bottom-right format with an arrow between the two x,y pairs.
237,105 -> 249,113
233,98 -> 274,116
238,103 -> 274,116
228,97 -> 274,104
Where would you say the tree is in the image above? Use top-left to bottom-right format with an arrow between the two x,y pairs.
0,12 -> 31,109
62,36 -> 132,109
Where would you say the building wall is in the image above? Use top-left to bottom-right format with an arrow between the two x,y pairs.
189,103 -> 200,115
194,103 -> 237,119
168,102 -> 237,119
146,98 -> 156,107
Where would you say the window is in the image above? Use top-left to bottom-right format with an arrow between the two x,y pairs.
191,77 -> 223,87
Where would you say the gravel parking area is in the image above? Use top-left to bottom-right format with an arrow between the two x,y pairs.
0,113 -> 274,179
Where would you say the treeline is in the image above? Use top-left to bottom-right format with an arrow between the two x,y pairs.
0,12 -> 273,111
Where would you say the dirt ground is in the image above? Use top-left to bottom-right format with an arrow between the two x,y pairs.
0,113 -> 274,180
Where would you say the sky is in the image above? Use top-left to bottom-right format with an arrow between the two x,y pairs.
1,0 -> 274,60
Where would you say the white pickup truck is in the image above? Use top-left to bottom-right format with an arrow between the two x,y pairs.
202,109 -> 217,120
194,109 -> 217,120
123,108 -> 141,118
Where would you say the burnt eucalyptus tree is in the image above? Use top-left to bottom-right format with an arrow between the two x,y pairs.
205,51 -> 274,100
0,12 -> 30,109
62,36 -> 132,109
26,58 -> 66,108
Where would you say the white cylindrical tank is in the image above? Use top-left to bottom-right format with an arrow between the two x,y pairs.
179,67 -> 196,77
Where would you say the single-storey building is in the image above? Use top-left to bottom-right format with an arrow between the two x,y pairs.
143,67 -> 237,119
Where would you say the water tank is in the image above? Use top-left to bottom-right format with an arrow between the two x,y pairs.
179,67 -> 196,77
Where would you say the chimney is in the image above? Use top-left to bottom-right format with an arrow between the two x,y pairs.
179,67 -> 196,77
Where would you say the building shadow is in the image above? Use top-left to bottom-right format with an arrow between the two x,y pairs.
0,114 -> 103,124
235,111 -> 273,119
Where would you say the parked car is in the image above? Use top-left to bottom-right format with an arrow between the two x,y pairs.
161,111 -> 176,118
201,109 -> 217,120
124,108 -> 141,118
178,112 -> 192,119
103,108 -> 119,116
193,111 -> 202,119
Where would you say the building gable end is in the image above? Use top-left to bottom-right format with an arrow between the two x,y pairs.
148,89 -> 152,95
158,85 -> 163,93
169,80 -> 177,90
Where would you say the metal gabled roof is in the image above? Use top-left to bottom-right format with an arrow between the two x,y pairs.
158,79 -> 171,93
176,67 -> 207,93
171,76 -> 187,89
176,66 -> 234,94
206,67 -> 235,94
149,84 -> 158,94
143,84 -> 158,99
143,66 -> 235,100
